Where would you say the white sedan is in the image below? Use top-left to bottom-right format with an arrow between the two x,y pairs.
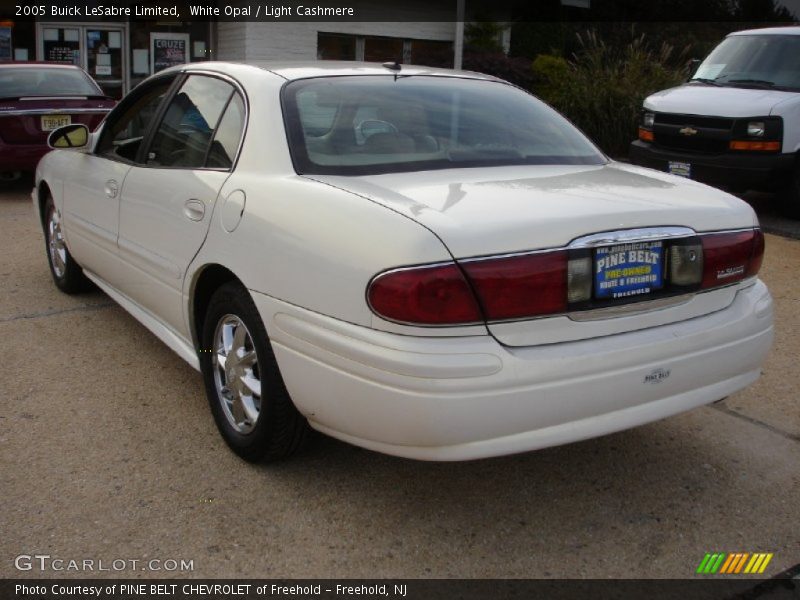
35,62 -> 774,462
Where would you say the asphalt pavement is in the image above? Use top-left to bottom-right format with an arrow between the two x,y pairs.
1,179 -> 798,580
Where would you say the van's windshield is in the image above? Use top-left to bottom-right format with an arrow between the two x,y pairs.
691,34 -> 800,91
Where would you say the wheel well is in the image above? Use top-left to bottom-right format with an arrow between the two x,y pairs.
191,265 -> 240,350
37,181 -> 52,227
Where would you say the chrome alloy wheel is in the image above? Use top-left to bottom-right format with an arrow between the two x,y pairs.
212,314 -> 262,434
47,206 -> 67,279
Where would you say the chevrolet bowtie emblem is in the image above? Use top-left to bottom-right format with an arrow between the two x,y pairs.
679,126 -> 698,136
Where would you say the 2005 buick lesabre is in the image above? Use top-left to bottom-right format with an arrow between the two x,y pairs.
34,61 -> 774,462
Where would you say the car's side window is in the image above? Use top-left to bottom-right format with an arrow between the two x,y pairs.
95,77 -> 175,163
145,75 -> 235,169
205,93 -> 245,170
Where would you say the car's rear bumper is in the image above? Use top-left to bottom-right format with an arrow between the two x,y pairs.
630,140 -> 795,191
253,280 -> 773,461
0,141 -> 50,173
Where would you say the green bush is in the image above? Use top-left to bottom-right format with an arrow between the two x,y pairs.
531,30 -> 688,158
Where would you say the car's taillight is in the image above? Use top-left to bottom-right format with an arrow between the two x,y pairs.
700,229 -> 764,289
367,263 -> 482,325
368,229 -> 764,326
461,251 -> 568,320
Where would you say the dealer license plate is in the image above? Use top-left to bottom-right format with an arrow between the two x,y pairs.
595,241 -> 664,300
668,161 -> 691,178
41,114 -> 71,131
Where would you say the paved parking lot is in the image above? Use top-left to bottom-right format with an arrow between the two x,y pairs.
1,179 -> 798,579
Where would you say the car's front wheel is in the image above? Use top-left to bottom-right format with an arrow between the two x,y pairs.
200,282 -> 309,462
43,195 -> 91,293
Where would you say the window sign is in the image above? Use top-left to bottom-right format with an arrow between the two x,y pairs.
43,28 -> 80,65
150,32 -> 190,74
0,27 -> 12,62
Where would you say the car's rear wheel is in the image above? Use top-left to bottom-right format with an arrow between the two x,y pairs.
0,171 -> 22,184
44,195 -> 91,293
200,282 -> 309,462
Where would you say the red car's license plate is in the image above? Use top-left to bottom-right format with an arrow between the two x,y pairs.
41,115 -> 71,131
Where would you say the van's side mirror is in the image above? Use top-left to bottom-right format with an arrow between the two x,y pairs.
47,124 -> 89,150
687,58 -> 702,80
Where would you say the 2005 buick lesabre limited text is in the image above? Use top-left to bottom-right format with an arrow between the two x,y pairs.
34,61 -> 774,462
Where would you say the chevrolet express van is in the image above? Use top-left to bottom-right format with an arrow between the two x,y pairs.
630,26 -> 800,216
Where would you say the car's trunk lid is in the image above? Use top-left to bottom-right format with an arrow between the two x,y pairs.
0,97 -> 113,144
310,162 -> 759,345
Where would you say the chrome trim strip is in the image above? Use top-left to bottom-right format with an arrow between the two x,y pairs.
0,108 -> 112,117
566,294 -> 693,321
568,226 -> 696,248
458,227 -> 701,264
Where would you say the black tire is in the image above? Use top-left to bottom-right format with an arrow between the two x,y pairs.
43,195 -> 92,293
778,160 -> 800,219
200,281 -> 309,462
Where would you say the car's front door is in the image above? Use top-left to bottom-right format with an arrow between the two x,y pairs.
116,74 -> 246,336
61,74 -> 176,289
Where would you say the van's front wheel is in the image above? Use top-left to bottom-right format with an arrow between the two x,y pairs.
778,159 -> 800,219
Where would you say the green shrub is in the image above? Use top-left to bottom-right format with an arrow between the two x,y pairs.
532,30 -> 688,158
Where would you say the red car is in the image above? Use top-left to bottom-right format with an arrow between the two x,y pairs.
0,62 -> 115,180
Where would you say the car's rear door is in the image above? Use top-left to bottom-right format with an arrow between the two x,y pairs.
62,74 -> 177,288
116,73 -> 246,334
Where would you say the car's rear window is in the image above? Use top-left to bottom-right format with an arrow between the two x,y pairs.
0,67 -> 102,98
282,75 -> 606,176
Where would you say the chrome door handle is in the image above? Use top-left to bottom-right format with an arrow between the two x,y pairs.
183,199 -> 205,221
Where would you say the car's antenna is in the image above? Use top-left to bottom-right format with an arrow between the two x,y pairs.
382,61 -> 402,81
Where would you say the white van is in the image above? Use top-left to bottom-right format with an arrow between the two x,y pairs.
630,26 -> 800,216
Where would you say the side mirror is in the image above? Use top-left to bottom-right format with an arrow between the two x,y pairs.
687,58 -> 702,80
47,124 -> 89,150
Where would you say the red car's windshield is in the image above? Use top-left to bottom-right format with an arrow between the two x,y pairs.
0,67 -> 103,98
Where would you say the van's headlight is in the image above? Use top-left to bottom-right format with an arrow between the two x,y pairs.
747,121 -> 765,137
643,112 -> 655,128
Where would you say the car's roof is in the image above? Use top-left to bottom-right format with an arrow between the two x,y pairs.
729,26 -> 800,36
175,60 -> 500,82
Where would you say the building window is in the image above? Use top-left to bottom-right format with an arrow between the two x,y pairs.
317,33 -> 453,68
317,33 -> 356,60
363,36 -> 405,63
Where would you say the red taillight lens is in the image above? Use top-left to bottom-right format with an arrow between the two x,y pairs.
369,229 -> 763,326
367,263 -> 482,325
461,251 -> 568,320
701,229 -> 764,289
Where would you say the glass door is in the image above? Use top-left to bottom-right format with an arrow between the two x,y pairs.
37,23 -> 129,99
85,28 -> 125,99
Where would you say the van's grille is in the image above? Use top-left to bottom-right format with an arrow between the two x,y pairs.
652,113 -> 734,155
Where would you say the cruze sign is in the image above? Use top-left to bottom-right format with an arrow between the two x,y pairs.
150,33 -> 189,73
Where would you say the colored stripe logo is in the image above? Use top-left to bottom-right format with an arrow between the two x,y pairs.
696,552 -> 773,574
